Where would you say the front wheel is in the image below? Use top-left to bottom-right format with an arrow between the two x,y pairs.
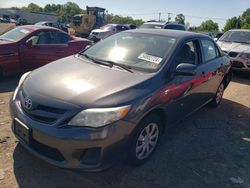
209,81 -> 225,107
128,114 -> 162,166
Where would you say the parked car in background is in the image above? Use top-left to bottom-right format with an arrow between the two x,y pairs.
88,24 -> 129,42
215,32 -> 224,41
124,24 -> 137,29
139,22 -> 187,31
35,21 -> 68,33
164,22 -> 187,31
10,29 -> 232,171
217,29 -> 250,71
139,22 -> 165,29
0,25 -> 92,77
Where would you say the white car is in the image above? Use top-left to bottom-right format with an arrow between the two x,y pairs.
217,29 -> 250,71
89,24 -> 129,42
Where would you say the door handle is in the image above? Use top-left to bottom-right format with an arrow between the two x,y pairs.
56,50 -> 64,54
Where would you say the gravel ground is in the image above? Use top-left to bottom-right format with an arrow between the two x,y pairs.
0,72 -> 249,188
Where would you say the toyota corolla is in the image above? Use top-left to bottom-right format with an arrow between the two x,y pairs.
10,29 -> 232,171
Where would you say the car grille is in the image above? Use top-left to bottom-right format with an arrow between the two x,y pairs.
228,52 -> 238,58
20,91 -> 68,124
92,32 -> 99,35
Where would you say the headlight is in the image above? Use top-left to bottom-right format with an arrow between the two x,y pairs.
12,71 -> 31,100
239,53 -> 250,59
68,105 -> 131,128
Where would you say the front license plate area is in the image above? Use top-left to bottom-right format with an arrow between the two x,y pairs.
14,119 -> 30,144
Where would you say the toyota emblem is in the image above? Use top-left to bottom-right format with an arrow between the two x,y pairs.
24,98 -> 33,110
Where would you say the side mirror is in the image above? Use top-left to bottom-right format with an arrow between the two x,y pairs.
26,40 -> 33,48
175,63 -> 197,76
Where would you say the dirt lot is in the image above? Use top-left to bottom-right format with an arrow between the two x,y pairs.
0,72 -> 249,188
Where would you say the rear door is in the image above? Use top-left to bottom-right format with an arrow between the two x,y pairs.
19,30 -> 70,71
199,39 -> 225,96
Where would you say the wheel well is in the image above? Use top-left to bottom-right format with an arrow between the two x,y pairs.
145,108 -> 167,132
223,69 -> 233,88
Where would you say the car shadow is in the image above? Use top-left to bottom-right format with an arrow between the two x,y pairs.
13,98 -> 250,188
0,75 -> 21,93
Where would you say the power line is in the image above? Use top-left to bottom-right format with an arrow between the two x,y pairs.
118,12 -> 228,21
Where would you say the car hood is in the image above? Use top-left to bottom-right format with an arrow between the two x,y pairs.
217,41 -> 250,53
22,55 -> 154,107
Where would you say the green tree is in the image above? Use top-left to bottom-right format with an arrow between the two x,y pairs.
223,17 -> 241,31
22,3 -> 43,12
175,14 -> 185,24
241,8 -> 250,29
105,14 -> 144,26
199,19 -> 219,32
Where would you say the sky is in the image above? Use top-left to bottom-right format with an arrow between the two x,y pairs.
1,0 -> 250,29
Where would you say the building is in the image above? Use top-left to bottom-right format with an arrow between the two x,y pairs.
0,8 -> 58,24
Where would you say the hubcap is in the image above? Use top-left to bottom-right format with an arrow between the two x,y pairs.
135,123 -> 159,160
216,83 -> 224,104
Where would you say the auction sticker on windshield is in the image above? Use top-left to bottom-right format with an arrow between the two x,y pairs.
138,53 -> 163,64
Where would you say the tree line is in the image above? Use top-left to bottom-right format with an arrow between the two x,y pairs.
12,2 -> 250,31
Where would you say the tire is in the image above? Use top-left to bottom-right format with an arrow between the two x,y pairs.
209,81 -> 225,107
128,114 -> 162,166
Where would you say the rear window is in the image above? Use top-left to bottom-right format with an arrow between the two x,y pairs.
164,24 -> 186,31
139,24 -> 164,29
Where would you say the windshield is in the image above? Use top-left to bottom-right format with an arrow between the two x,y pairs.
81,32 -> 176,72
219,31 -> 250,44
139,24 -> 164,29
0,27 -> 32,42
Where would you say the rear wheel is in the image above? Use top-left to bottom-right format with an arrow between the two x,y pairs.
209,81 -> 225,107
128,114 -> 162,166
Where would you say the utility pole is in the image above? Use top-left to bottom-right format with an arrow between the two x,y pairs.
167,13 -> 172,22
158,12 -> 161,22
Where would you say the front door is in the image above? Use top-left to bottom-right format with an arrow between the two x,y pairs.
164,39 -> 213,123
19,30 -> 70,72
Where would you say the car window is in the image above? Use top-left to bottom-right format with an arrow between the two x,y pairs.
176,41 -> 198,66
116,25 -> 128,31
34,31 -> 69,45
164,24 -> 185,31
0,27 -> 32,42
201,40 -> 218,62
50,32 -> 69,44
36,31 -> 52,45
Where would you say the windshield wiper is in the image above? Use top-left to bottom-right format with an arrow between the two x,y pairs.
80,54 -> 111,67
80,53 -> 133,73
97,59 -> 134,73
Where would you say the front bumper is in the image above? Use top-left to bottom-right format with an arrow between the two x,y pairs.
9,97 -> 135,171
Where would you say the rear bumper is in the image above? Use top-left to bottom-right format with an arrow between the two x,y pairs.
10,98 -> 135,171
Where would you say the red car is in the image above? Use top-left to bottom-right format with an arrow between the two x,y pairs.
0,25 -> 92,77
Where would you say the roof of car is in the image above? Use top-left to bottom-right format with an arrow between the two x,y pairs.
143,22 -> 165,25
125,29 -> 211,39
18,25 -> 61,32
